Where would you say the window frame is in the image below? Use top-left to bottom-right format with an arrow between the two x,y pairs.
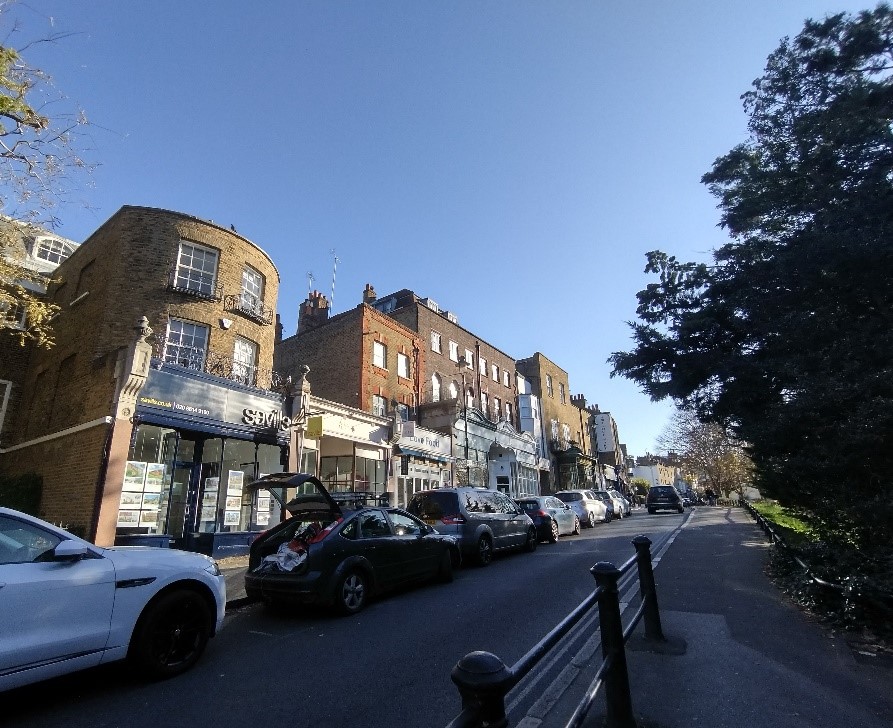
164,318 -> 210,370
240,265 -> 265,309
397,352 -> 409,379
373,340 -> 387,370
431,330 -> 442,354
448,340 -> 459,362
232,336 -> 259,386
174,241 -> 219,297
372,394 -> 387,417
546,374 -> 554,397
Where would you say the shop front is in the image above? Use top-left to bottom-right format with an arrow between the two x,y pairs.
454,411 -> 539,497
393,426 -> 453,507
115,364 -> 296,558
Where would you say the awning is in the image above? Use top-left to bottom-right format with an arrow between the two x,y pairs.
396,447 -> 453,463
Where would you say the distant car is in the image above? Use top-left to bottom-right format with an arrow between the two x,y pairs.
554,490 -> 608,527
607,489 -> 632,517
516,496 -> 580,542
646,485 -> 685,514
0,507 -> 226,693
245,474 -> 461,614
407,487 -> 537,565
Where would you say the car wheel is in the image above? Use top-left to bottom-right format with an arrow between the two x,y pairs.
336,569 -> 368,615
587,511 -> 596,528
476,535 -> 493,566
572,516 -> 580,535
436,549 -> 454,583
678,506 -> 684,513
549,520 -> 559,543
524,527 -> 538,552
129,589 -> 211,679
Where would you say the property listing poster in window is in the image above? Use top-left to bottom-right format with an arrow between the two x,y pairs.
201,477 -> 219,524
224,470 -> 244,527
119,461 -> 165,529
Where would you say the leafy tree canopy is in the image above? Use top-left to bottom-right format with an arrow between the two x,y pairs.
611,5 -> 893,546
0,3 -> 93,347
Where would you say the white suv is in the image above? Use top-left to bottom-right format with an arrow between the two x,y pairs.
0,507 -> 226,692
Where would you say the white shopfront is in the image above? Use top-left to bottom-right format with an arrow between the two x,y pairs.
393,426 -> 453,508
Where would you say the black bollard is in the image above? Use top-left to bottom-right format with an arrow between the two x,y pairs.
450,650 -> 513,728
632,535 -> 667,643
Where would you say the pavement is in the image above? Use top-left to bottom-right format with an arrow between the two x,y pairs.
556,506 -> 893,728
215,507 -> 893,728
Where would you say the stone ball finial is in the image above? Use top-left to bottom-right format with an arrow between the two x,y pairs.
135,316 -> 153,342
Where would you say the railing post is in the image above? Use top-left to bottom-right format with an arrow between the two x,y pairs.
632,535 -> 667,643
591,562 -> 637,728
450,651 -> 513,728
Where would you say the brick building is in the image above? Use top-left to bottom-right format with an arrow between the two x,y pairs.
0,206 -> 291,556
516,352 -> 597,493
370,288 -> 538,496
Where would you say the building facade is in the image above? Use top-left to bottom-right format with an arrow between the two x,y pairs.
0,206 -> 288,556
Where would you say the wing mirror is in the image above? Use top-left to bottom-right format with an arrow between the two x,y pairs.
53,540 -> 89,562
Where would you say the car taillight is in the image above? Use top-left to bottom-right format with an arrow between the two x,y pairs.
441,514 -> 466,525
535,510 -> 548,517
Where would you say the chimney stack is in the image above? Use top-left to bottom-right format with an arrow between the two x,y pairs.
363,283 -> 377,305
297,290 -> 330,334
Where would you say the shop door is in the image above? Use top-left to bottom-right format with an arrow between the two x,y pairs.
167,463 -> 196,549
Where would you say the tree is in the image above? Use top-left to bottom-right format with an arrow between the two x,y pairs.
657,410 -> 753,499
0,3 -> 93,347
610,5 -> 893,546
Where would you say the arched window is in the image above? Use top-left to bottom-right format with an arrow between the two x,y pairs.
449,381 -> 458,400
432,373 -> 442,402
35,237 -> 76,265
466,388 -> 475,409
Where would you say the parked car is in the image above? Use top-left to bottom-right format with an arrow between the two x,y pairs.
0,507 -> 226,693
554,490 -> 608,527
607,489 -> 632,517
589,490 -> 617,521
646,485 -> 685,514
516,495 -> 580,542
245,474 -> 462,614
406,487 -> 537,566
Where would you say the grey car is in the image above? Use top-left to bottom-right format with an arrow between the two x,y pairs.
407,487 -> 538,566
554,490 -> 609,527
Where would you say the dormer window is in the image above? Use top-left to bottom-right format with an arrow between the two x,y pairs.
34,237 -> 75,265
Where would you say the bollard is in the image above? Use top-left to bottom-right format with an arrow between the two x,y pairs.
591,562 -> 637,728
450,650 -> 513,728
632,535 -> 667,643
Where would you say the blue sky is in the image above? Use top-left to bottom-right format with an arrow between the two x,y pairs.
8,1 -> 873,456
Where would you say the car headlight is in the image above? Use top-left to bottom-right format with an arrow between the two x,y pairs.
204,560 -> 222,577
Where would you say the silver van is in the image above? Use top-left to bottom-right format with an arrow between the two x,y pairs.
407,487 -> 537,566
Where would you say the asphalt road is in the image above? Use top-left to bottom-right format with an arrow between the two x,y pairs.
3,510 -> 681,728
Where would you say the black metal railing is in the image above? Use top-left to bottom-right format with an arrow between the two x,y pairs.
445,535 -> 667,728
166,269 -> 223,302
152,343 -> 290,392
224,293 -> 275,326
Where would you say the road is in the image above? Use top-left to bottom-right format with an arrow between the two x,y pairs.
4,511 -> 684,728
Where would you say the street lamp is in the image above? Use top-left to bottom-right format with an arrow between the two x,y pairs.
456,355 -> 470,484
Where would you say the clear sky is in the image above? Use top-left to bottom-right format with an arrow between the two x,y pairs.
7,1 -> 873,456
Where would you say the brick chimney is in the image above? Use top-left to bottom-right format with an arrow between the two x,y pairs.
362,283 -> 377,305
275,313 -> 283,343
570,393 -> 587,409
297,290 -> 330,334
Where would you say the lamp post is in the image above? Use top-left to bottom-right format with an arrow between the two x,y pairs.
457,355 -> 470,485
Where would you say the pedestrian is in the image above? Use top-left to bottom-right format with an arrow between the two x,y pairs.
705,488 -> 716,506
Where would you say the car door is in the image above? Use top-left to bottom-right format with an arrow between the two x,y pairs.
548,497 -> 574,534
387,509 -> 441,581
493,492 -> 529,548
356,509 -> 404,590
0,514 -> 115,674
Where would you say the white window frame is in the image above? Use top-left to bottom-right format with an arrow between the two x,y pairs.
494,397 -> 501,419
480,391 -> 488,412
34,237 -> 75,265
503,370 -> 510,387
559,382 -> 566,404
373,340 -> 387,369
491,364 -> 499,382
431,330 -> 442,354
397,352 -> 409,379
164,318 -> 209,370
479,357 -> 487,376
175,241 -> 219,297
505,402 -> 513,422
372,394 -> 387,417
232,336 -> 258,386
448,381 -> 458,400
465,349 -> 474,370
448,340 -> 459,362
546,374 -> 554,397
241,266 -> 264,310
432,373 -> 442,402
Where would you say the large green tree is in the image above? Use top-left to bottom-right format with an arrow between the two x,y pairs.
611,5 -> 893,545
0,4 -> 92,347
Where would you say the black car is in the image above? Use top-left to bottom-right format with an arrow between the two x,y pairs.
646,485 -> 685,514
245,474 -> 461,614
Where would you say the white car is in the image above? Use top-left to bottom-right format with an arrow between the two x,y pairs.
607,489 -> 632,518
0,507 -> 226,692
554,490 -> 608,527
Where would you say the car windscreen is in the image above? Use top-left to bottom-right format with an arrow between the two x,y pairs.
555,492 -> 581,502
517,500 -> 540,512
407,491 -> 459,520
